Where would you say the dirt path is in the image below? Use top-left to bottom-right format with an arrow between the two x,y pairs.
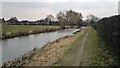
57,27 -> 90,66
68,28 -> 89,66
76,29 -> 89,66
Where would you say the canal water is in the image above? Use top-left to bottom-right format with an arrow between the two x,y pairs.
0,28 -> 80,65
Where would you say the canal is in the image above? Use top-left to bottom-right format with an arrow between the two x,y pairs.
0,28 -> 80,65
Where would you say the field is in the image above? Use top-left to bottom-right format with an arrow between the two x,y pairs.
2,24 -> 59,34
1,24 -> 60,39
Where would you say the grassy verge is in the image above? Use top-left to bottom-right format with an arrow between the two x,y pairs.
1,24 -> 61,39
82,26 -> 115,66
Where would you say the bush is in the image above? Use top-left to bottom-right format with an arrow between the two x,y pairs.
92,15 -> 120,65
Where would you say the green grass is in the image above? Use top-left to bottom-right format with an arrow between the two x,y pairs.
2,24 -> 59,34
83,26 -> 115,66
1,24 -> 60,39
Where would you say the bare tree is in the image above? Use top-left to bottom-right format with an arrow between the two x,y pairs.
56,11 -> 66,28
46,14 -> 54,21
56,10 -> 83,27
87,14 -> 99,22
7,17 -> 18,24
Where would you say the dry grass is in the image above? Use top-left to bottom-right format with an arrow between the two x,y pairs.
24,27 -> 87,66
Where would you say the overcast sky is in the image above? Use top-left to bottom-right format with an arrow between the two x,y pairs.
0,0 -> 119,21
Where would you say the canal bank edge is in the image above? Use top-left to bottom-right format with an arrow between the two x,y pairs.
1,26 -> 72,40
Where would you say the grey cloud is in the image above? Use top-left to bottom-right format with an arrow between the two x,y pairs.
2,2 -> 118,20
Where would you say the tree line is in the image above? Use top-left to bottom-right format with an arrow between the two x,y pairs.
0,16 -> 58,25
1,10 -> 90,28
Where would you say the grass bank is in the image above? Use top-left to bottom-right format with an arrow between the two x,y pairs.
1,24 -> 61,39
81,26 -> 115,66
